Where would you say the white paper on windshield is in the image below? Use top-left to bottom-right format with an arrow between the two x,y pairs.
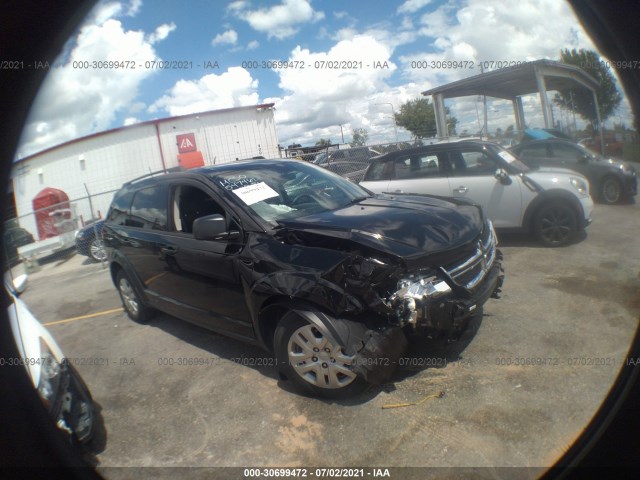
497,150 -> 517,163
232,182 -> 279,205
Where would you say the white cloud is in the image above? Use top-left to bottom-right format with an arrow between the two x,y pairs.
231,0 -> 325,40
16,5 -> 175,158
123,116 -> 139,126
147,22 -> 176,44
149,67 -> 259,116
266,35 -> 404,145
212,29 -> 238,46
126,0 -> 142,16
398,0 -> 432,14
400,0 -> 595,89
247,40 -> 260,50
227,1 -> 248,12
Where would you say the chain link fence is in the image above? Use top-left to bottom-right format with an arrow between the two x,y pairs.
3,188 -> 118,273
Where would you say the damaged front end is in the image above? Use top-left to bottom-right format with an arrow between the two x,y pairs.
260,198 -> 504,390
384,221 -> 504,339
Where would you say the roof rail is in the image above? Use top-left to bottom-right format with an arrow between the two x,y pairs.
123,166 -> 185,186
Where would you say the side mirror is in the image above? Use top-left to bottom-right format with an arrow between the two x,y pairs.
494,168 -> 512,185
193,214 -> 237,241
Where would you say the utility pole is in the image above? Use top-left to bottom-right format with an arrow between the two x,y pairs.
374,103 -> 398,143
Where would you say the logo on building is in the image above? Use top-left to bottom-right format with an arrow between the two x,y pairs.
176,133 -> 197,153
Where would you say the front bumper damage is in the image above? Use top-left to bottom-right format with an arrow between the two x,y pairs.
53,363 -> 94,444
291,229 -> 504,385
386,222 -> 503,337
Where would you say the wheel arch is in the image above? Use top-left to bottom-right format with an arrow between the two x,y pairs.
522,189 -> 585,233
109,254 -> 149,308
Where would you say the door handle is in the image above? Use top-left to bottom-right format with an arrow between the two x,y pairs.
394,189 -> 404,193
453,186 -> 468,193
160,246 -> 178,256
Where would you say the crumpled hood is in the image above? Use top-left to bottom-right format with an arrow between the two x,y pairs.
276,194 -> 484,258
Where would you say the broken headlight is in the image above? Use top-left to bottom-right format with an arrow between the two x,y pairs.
388,275 -> 452,326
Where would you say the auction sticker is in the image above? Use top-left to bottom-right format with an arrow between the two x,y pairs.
232,182 -> 279,205
497,150 -> 517,163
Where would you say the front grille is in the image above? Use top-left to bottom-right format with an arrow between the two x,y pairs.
445,222 -> 497,290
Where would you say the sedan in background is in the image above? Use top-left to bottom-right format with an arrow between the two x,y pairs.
75,220 -> 107,262
510,138 -> 637,204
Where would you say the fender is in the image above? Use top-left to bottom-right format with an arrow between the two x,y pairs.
109,250 -> 151,308
249,270 -> 365,317
522,188 -> 586,231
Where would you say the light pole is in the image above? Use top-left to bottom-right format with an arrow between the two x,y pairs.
375,103 -> 398,143
338,124 -> 345,144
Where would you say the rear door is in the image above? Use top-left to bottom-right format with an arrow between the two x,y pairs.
445,145 -> 523,228
384,151 -> 451,196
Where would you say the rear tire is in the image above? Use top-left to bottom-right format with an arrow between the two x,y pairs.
274,311 -> 369,399
533,201 -> 578,247
116,270 -> 151,323
600,176 -> 622,204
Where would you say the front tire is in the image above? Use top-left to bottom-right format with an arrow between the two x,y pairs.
533,201 -> 578,247
274,312 -> 369,399
600,176 -> 622,204
116,270 -> 151,323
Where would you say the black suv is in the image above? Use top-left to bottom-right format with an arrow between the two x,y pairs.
103,159 -> 504,398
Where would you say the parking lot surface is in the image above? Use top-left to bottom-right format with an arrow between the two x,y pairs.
18,202 -> 640,472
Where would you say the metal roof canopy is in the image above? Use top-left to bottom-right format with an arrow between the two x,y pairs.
421,59 -> 604,154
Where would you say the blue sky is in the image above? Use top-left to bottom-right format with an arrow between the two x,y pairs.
17,0 -> 634,158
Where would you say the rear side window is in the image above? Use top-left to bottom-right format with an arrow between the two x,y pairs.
449,148 -> 498,176
106,190 -> 134,226
392,153 -> 444,179
127,185 -> 169,230
365,161 -> 389,181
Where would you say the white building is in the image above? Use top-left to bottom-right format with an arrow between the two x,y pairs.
11,103 -> 279,239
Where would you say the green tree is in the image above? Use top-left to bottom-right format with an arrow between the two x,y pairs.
394,97 -> 457,139
315,138 -> 332,147
350,128 -> 368,147
554,49 -> 622,131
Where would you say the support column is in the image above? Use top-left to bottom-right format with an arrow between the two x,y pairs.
433,94 -> 448,139
512,97 -> 525,134
593,92 -> 605,156
534,67 -> 552,128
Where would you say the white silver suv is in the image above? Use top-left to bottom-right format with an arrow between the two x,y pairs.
360,140 -> 593,246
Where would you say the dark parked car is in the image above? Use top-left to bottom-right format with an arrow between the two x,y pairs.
313,146 -> 382,181
3,227 -> 35,265
510,138 -> 637,204
75,220 -> 107,262
103,159 -> 503,398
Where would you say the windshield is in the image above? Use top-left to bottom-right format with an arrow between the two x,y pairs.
208,161 -> 370,225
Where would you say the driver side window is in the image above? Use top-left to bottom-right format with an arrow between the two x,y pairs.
449,149 -> 498,176
171,185 -> 225,234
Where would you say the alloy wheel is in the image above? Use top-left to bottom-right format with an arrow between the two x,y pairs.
287,324 -> 357,389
